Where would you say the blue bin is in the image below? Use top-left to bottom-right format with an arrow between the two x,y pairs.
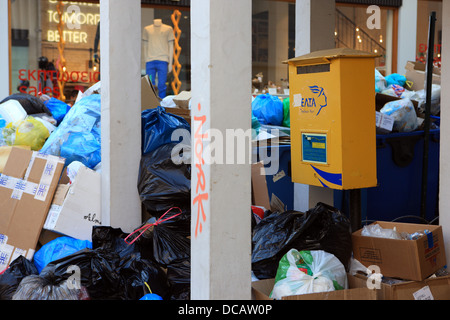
255,145 -> 294,211
335,128 -> 440,224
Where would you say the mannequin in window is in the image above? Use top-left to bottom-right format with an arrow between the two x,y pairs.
142,19 -> 174,99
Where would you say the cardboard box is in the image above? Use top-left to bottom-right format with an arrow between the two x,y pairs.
141,75 -> 162,111
352,221 -> 446,281
44,165 -> 101,242
0,147 -> 65,272
252,277 -> 378,300
350,272 -> 450,300
404,61 -> 441,91
251,162 -> 271,210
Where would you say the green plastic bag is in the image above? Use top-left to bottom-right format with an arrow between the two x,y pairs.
282,97 -> 290,128
270,249 -> 347,299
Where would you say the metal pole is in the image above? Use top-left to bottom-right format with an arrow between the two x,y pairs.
421,11 -> 436,221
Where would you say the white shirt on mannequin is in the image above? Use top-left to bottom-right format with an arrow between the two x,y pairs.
142,19 -> 175,71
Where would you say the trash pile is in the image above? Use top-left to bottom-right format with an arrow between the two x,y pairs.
0,84 -> 193,300
375,62 -> 441,134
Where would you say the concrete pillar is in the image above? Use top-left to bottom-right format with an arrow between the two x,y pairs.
100,0 -> 141,233
439,0 -> 450,267
293,0 -> 335,212
0,0 -> 10,100
190,0 -> 252,300
397,0 -> 418,74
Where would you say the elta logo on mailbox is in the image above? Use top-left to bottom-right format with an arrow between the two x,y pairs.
301,86 -> 328,116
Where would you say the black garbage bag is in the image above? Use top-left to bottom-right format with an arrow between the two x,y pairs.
0,93 -> 52,115
11,265 -> 88,300
166,259 -> 190,300
125,207 -> 191,299
92,226 -> 171,300
0,256 -> 38,300
44,248 -> 123,300
138,143 -> 191,213
118,252 -> 171,300
251,202 -> 352,280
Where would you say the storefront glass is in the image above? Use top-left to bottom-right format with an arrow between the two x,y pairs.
416,0 -> 442,68
335,3 -> 395,74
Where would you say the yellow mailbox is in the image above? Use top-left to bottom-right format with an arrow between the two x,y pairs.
286,48 -> 378,190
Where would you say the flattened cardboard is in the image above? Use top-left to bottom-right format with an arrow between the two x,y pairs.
352,221 -> 446,281
251,277 -> 378,300
0,148 -> 65,272
44,165 -> 101,242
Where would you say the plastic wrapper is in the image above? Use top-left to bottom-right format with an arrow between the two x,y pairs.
0,93 -> 52,115
380,98 -> 418,132
0,256 -> 38,300
251,203 -> 352,280
33,236 -> 93,273
252,93 -> 284,126
40,94 -> 101,169
271,249 -> 347,299
141,106 -> 191,156
138,143 -> 191,213
2,116 -> 50,151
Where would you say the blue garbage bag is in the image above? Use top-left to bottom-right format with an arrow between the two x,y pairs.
60,132 -> 101,169
44,98 -> 71,125
40,94 -> 101,169
385,73 -> 407,87
142,106 -> 191,156
33,236 -> 93,273
252,94 -> 284,126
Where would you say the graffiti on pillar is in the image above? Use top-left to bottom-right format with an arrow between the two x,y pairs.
193,103 -> 209,238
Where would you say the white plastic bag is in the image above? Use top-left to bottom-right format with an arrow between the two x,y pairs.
380,98 -> 418,132
270,249 -> 347,300
361,223 -> 403,240
375,69 -> 387,93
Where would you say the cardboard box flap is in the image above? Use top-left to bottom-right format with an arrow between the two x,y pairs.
52,184 -> 70,206
2,147 -> 33,179
141,75 -> 162,111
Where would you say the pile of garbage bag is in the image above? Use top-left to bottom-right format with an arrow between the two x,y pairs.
0,90 -> 98,169
375,68 -> 441,133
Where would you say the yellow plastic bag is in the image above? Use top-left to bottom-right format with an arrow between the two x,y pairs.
3,116 -> 50,151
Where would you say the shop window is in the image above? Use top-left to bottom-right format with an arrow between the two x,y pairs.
416,0 -> 442,68
10,0 -> 100,104
335,3 -> 397,74
252,0 -> 294,96
141,6 -> 191,98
